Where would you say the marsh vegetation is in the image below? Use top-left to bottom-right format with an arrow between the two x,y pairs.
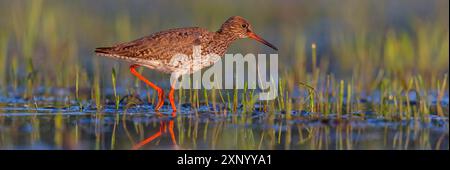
0,0 -> 448,150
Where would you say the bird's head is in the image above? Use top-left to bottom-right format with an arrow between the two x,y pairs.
218,16 -> 278,51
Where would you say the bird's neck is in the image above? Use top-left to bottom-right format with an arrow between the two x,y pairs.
214,30 -> 239,42
204,31 -> 238,56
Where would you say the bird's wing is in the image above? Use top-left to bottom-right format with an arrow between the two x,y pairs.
95,27 -> 212,61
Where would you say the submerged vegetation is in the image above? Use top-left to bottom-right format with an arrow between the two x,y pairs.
0,0 -> 448,149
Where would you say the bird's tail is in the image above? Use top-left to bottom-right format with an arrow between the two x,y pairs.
94,47 -> 115,56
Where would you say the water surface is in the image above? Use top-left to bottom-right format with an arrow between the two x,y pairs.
0,95 -> 447,150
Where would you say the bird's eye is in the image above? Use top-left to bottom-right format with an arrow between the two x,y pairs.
241,24 -> 247,28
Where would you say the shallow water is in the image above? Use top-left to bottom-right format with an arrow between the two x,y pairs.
0,95 -> 448,150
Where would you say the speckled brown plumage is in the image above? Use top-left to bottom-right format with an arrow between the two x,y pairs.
95,16 -> 277,75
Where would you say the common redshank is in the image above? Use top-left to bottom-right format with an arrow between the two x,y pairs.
95,16 -> 278,114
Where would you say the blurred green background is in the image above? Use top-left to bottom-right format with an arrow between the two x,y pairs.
0,0 -> 448,95
0,0 -> 448,150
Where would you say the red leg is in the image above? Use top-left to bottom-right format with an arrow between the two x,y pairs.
156,90 -> 165,110
129,64 -> 165,111
168,85 -> 177,114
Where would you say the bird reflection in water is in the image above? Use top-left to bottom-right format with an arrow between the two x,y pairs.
132,111 -> 177,150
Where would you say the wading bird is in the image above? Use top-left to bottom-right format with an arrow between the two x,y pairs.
95,16 -> 278,115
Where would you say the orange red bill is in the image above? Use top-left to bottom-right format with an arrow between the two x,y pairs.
248,32 -> 278,51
